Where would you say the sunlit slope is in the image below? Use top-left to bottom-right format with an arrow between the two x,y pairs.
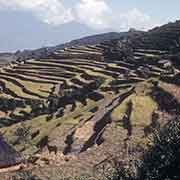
0,42 -> 179,178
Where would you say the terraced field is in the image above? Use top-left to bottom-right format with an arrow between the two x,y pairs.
0,41 -> 179,179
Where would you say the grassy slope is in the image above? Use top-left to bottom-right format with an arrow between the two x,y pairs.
0,42 -> 179,179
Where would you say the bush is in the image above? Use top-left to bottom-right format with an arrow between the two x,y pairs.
11,170 -> 41,180
140,115 -> 180,180
108,116 -> 180,180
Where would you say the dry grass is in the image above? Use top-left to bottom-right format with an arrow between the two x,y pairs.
111,80 -> 158,127
111,94 -> 157,126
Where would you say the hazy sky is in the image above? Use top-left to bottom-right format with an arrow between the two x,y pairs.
0,0 -> 179,52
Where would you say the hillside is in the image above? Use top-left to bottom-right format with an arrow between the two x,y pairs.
129,20 -> 180,52
0,21 -> 179,179
0,53 -> 16,68
14,31 -> 132,61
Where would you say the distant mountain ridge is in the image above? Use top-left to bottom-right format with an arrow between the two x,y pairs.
1,19 -> 180,64
56,32 -> 127,48
0,31 -> 128,65
15,19 -> 180,60
130,20 -> 180,52
13,31 -> 143,60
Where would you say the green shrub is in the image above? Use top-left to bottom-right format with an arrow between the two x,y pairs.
140,115 -> 180,180
108,116 -> 180,180
11,170 -> 41,180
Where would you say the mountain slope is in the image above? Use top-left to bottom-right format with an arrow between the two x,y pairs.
129,20 -> 180,51
0,20 -> 179,179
